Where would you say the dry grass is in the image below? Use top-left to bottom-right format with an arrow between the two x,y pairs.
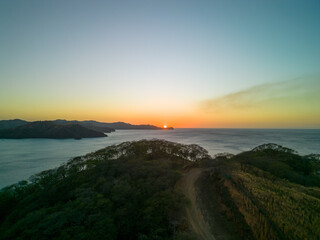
227,163 -> 320,240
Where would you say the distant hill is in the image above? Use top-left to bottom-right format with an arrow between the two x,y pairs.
0,121 -> 107,139
102,121 -> 163,130
53,120 -> 166,130
0,119 -> 28,130
53,120 -> 116,133
0,119 -> 170,131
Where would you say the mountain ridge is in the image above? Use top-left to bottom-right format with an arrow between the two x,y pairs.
0,119 -> 171,131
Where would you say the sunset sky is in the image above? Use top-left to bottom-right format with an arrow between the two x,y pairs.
1,0 -> 319,128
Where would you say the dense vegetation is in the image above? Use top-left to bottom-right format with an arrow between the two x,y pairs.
198,144 -> 320,240
0,140 -> 209,240
0,121 -> 107,139
236,144 -> 320,187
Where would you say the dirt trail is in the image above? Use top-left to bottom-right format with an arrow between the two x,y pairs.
177,168 -> 215,240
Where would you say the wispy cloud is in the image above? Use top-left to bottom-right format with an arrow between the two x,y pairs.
200,76 -> 320,127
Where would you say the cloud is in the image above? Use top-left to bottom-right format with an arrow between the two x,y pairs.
199,76 -> 320,127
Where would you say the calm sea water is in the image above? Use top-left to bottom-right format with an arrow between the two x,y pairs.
1,128 -> 320,188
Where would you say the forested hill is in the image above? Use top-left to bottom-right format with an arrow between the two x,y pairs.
0,121 -> 107,139
0,140 -> 210,240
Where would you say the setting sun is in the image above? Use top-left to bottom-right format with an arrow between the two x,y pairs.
163,125 -> 167,129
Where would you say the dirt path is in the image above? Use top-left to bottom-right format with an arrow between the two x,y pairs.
177,168 -> 215,240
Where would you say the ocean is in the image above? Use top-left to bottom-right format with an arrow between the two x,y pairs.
0,128 -> 319,188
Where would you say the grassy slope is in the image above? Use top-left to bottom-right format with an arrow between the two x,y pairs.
199,146 -> 320,240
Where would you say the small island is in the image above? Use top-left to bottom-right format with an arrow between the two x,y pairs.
162,125 -> 174,130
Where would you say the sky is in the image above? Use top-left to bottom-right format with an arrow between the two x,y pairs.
0,0 -> 319,128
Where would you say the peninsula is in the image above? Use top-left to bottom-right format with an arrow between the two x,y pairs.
0,119 -> 174,139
